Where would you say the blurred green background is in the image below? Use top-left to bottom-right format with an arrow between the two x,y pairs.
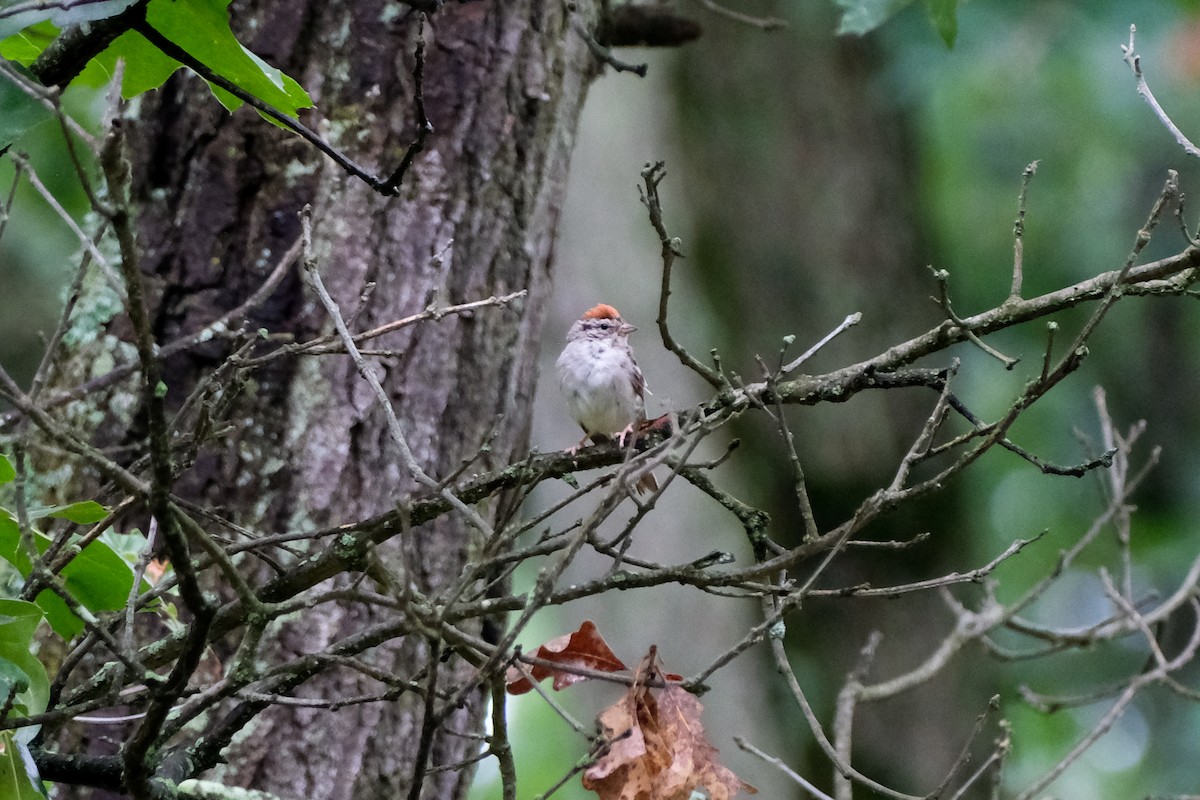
6,1 -> 1200,798
510,2 -> 1200,798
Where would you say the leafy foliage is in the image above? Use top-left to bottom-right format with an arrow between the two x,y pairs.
0,453 -> 139,638
0,729 -> 45,800
0,598 -> 49,728
0,596 -> 50,795
0,0 -> 311,143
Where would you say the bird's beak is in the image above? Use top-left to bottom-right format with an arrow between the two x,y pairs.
620,322 -> 636,335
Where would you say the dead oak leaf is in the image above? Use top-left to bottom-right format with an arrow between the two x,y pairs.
583,681 -> 666,800
583,651 -> 755,800
655,685 -> 755,800
506,620 -> 628,695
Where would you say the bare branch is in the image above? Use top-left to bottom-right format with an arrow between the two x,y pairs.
1122,24 -> 1200,159
1010,160 -> 1039,299
642,161 -> 725,388
692,0 -> 787,31
780,312 -> 863,375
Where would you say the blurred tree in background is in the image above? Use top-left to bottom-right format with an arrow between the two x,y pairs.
660,1 -> 1200,797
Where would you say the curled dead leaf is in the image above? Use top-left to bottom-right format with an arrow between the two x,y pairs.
505,620 -> 628,695
583,649 -> 756,800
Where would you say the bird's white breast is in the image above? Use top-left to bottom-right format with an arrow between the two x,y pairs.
556,339 -> 641,436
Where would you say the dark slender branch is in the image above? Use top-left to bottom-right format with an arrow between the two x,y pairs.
596,4 -> 703,47
128,17 -> 425,196
577,19 -> 648,76
32,750 -> 125,794
100,123 -> 215,798
129,20 -> 378,186
641,161 -> 724,387
378,14 -> 433,195
404,638 -> 443,800
98,126 -> 207,615
28,0 -> 152,87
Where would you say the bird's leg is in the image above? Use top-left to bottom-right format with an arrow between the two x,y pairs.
566,432 -> 592,456
615,423 -> 636,449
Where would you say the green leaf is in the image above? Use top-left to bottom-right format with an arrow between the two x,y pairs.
0,599 -> 50,725
0,454 -> 13,485
58,539 -> 136,614
0,659 -> 30,700
0,731 -> 43,798
0,21 -> 56,63
835,0 -> 915,36
0,512 -> 20,566
79,28 -> 182,95
0,84 -> 52,148
38,501 -> 110,525
206,80 -> 242,113
0,513 -> 136,639
927,0 -> 958,47
5,0 -> 312,131
144,0 -> 311,115
83,0 -> 312,114
0,730 -> 45,799
0,0 -> 140,41
0,68 -> 55,144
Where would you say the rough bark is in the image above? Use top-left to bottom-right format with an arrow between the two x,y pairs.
50,1 -> 599,797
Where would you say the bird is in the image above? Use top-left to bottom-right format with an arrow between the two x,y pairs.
556,303 -> 658,494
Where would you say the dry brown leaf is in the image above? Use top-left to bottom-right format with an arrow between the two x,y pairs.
582,649 -> 756,800
505,620 -> 628,695
583,685 -> 663,800
655,685 -> 756,799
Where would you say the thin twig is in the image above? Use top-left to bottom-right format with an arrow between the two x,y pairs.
734,737 -> 834,800
770,636 -> 921,800
299,205 -> 493,539
10,152 -> 124,296
780,312 -> 862,375
1122,25 -> 1200,159
929,266 -> 1019,369
1015,599 -> 1200,800
1010,161 -> 1039,299
692,0 -> 788,30
641,161 -> 724,387
576,20 -> 648,76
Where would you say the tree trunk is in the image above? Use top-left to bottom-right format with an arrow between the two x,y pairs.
54,1 -> 598,797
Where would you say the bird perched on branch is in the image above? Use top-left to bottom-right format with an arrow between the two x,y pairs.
557,303 -> 658,494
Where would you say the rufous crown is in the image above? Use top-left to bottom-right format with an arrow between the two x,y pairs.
582,303 -> 621,320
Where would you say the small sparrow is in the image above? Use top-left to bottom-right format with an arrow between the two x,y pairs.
557,303 -> 658,493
